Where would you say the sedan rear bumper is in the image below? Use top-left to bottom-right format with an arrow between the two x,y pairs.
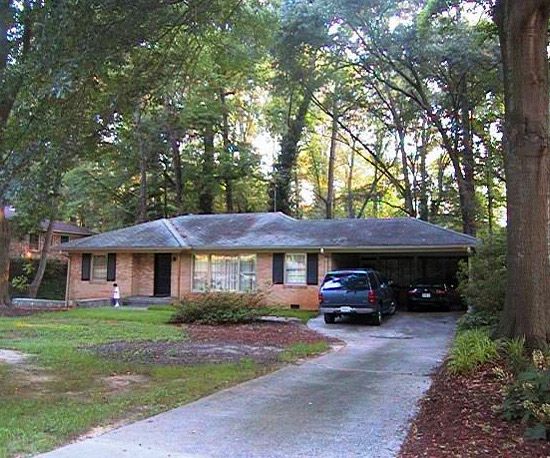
320,306 -> 376,315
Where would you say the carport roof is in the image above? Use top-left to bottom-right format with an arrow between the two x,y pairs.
61,212 -> 478,252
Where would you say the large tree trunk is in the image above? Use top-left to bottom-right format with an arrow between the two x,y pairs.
346,143 -> 355,218
199,124 -> 215,214
494,0 -> 550,348
0,203 -> 11,306
28,218 -> 55,299
271,91 -> 312,215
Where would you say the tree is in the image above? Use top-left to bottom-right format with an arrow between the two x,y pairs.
494,0 -> 550,348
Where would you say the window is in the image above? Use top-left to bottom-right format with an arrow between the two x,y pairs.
192,254 -> 257,292
60,235 -> 70,244
192,255 -> 209,291
29,233 -> 40,251
91,254 -> 107,281
285,253 -> 307,285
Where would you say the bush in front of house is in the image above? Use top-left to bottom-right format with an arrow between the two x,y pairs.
456,309 -> 500,333
169,292 -> 264,325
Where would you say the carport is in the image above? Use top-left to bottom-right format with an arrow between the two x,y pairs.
329,249 -> 469,306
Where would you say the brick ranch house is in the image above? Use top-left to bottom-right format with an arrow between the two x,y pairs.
61,212 -> 478,310
5,206 -> 94,261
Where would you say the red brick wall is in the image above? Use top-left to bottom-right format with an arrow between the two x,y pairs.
68,252 -> 134,301
177,251 -> 329,310
68,250 -> 330,310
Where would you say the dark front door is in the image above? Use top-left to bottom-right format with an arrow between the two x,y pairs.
154,253 -> 172,297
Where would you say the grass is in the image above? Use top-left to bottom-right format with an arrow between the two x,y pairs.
279,342 -> 330,362
0,307 -> 324,457
447,328 -> 499,375
260,307 -> 319,324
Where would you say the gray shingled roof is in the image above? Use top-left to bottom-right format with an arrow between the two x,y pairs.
61,212 -> 478,252
62,219 -> 188,251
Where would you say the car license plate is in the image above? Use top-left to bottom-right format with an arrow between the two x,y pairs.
340,306 -> 353,313
422,293 -> 431,298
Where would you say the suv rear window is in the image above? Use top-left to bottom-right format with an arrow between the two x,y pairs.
322,273 -> 370,290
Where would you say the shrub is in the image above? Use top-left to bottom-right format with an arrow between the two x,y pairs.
456,309 -> 500,332
457,230 -> 506,313
501,337 -> 530,375
503,350 -> 550,440
447,328 -> 499,375
169,292 -> 264,325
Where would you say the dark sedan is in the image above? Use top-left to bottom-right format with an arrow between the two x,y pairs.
407,278 -> 461,311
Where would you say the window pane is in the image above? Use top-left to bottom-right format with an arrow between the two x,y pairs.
193,255 -> 209,291
211,255 -> 239,292
239,255 -> 256,292
92,255 -> 107,281
29,233 -> 39,250
285,254 -> 306,284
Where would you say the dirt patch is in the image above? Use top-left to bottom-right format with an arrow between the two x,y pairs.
103,374 -> 150,391
89,322 -> 338,366
0,349 -> 30,364
186,322 -> 339,347
399,363 -> 550,458
92,341 -> 285,365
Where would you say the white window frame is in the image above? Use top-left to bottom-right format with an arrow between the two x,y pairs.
91,254 -> 108,281
192,254 -> 257,293
284,253 -> 307,285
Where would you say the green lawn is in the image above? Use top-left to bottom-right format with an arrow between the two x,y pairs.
0,308 -> 325,457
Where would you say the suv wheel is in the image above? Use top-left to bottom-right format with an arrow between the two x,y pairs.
324,313 -> 336,324
372,309 -> 383,326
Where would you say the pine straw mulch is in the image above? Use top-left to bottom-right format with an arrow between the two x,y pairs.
185,321 -> 341,347
399,362 -> 550,458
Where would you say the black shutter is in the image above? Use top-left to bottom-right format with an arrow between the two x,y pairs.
81,253 -> 91,281
272,253 -> 285,284
107,253 -> 116,281
306,253 -> 319,285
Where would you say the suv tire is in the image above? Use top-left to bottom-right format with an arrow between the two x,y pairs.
324,313 -> 336,324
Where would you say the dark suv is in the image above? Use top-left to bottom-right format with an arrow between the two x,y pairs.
318,269 -> 397,325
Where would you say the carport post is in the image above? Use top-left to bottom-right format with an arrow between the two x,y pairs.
467,247 -> 473,283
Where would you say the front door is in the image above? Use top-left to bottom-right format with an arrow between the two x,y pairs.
154,253 -> 172,297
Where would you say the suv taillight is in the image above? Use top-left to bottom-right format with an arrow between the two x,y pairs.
368,290 -> 377,304
318,292 -> 324,303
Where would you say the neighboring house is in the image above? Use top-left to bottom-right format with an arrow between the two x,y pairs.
61,212 -> 478,310
6,206 -> 94,261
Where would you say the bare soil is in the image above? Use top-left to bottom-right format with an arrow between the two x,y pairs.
89,322 -> 338,366
400,363 -> 550,458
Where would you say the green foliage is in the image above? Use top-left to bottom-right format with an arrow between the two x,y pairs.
502,350 -> 550,440
457,231 -> 506,312
9,258 -> 67,300
456,309 -> 500,332
501,337 -> 529,375
279,341 -> 329,362
169,293 -> 264,325
447,329 -> 498,375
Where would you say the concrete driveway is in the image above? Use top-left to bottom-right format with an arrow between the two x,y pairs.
40,312 -> 460,458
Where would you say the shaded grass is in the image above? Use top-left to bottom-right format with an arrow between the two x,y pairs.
0,308 -> 286,457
